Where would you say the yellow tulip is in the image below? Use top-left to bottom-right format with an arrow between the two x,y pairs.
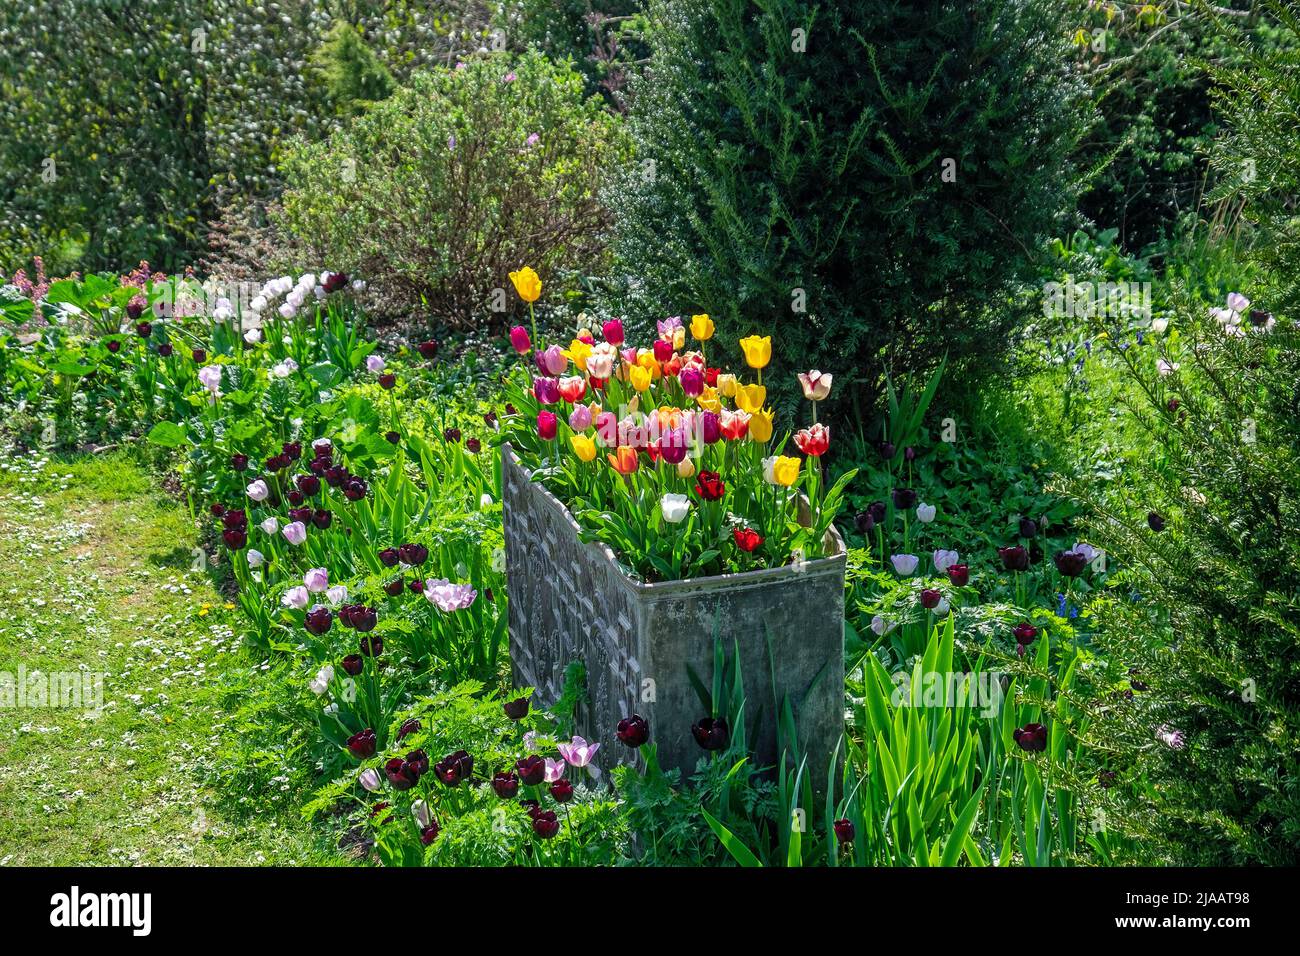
735,383 -> 767,414
509,267 -> 542,303
630,365 -> 652,392
636,350 -> 661,379
739,334 -> 772,370
696,386 -> 721,413
570,434 -> 597,462
748,407 -> 774,443
772,455 -> 800,487
676,457 -> 696,479
567,338 -> 593,372
716,373 -> 739,397
690,313 -> 714,340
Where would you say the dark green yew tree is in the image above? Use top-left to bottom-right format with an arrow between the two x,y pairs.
605,0 -> 1095,418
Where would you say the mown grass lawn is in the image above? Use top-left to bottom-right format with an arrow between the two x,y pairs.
0,450 -> 342,865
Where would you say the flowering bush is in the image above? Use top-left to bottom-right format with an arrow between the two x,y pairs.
499,273 -> 856,581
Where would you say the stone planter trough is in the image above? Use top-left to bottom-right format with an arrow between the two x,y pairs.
502,445 -> 846,778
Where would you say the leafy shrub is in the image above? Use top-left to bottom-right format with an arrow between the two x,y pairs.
1072,1 -> 1290,252
1207,0 -> 1300,316
604,0 -> 1094,417
1078,296 -> 1300,864
500,0 -> 650,100
276,51 -> 629,324
0,1 -> 490,275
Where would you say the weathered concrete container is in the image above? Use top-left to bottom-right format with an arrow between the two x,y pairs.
502,445 -> 845,778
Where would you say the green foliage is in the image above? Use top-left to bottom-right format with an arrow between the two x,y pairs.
313,20 -> 397,115
502,0 -> 650,100
605,0 -> 1095,417
276,51 -> 629,324
1207,0 -> 1300,315
1072,0 -> 1289,251
0,2 -> 490,275
1076,299 -> 1300,864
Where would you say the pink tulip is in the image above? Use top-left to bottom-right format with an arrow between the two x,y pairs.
509,326 -> 531,354
557,735 -> 601,768
602,319 -> 624,345
282,521 -> 307,545
544,757 -> 567,783
537,411 -> 558,440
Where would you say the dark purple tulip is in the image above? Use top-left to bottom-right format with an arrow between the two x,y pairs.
230,453 -> 249,472
383,578 -> 404,597
516,755 -> 545,786
222,529 -> 247,550
879,441 -> 895,460
398,543 -> 428,566
1054,549 -> 1088,577
323,272 -> 350,293
946,564 -> 969,587
407,579 -> 424,594
465,437 -> 481,454
378,547 -> 400,567
288,507 -> 312,524
483,411 -> 498,428
434,750 -> 473,787
379,373 -> 396,390
296,474 -> 320,496
550,779 -> 574,803
616,714 -> 649,747
210,502 -> 226,517
304,606 -> 333,635
158,343 -> 174,357
312,508 -> 332,529
192,348 -> 206,363
351,606 -> 377,633
833,818 -> 855,844
417,340 -> 439,359
853,510 -> 875,534
492,770 -> 520,799
443,427 -> 461,443
325,466 -> 349,487
343,478 -> 368,501
106,339 -> 121,353
340,654 -> 364,676
221,509 -> 247,530
868,501 -> 887,524
892,488 -> 917,510
1018,516 -> 1038,539
692,717 -> 729,751
520,799 -> 541,818
359,633 -> 383,656
287,490 -> 304,506
397,718 -> 421,741
1147,511 -> 1165,532
126,301 -> 144,320
135,322 -> 153,338
420,822 -> 440,846
503,697 -> 529,720
1013,622 -> 1037,643
1013,723 -> 1048,753
998,545 -> 1030,572
405,750 -> 429,779
700,410 -> 721,445
385,430 -> 400,445
283,441 -> 302,461
532,810 -> 560,839
903,446 -> 916,462
384,757 -> 417,790
347,728 -> 377,759
920,588 -> 942,609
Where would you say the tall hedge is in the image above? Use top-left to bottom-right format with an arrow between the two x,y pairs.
605,0 -> 1094,417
